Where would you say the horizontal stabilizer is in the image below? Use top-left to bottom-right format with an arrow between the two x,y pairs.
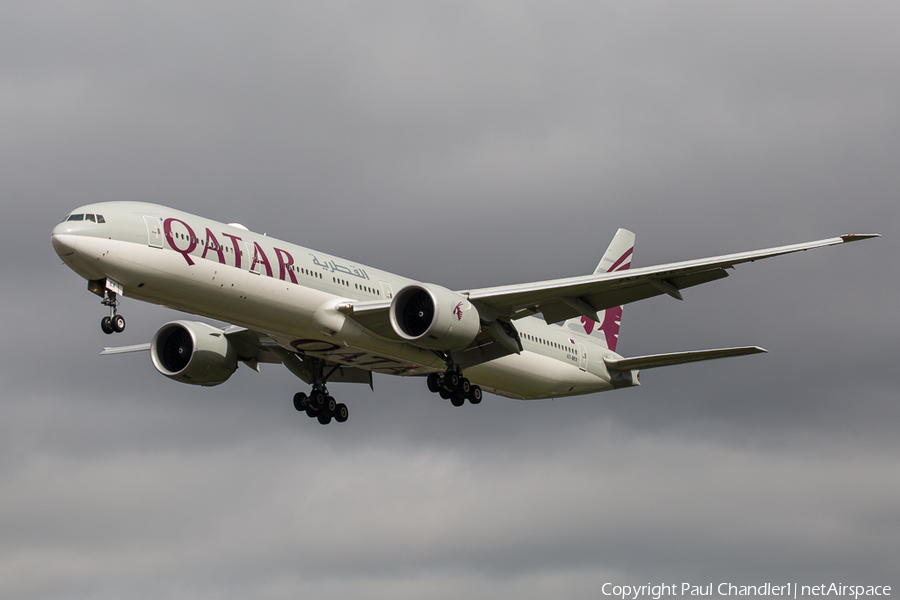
101,343 -> 151,355
604,346 -> 766,371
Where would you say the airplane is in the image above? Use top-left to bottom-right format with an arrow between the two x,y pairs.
51,202 -> 878,424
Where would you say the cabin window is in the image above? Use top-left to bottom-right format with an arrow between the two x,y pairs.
96,215 -> 105,223
85,214 -> 96,222
67,214 -> 84,221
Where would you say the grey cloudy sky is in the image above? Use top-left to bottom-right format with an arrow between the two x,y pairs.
2,2 -> 898,598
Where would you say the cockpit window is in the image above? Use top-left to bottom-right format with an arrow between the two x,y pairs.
64,213 -> 106,223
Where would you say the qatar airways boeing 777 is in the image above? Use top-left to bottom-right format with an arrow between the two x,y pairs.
51,202 -> 877,424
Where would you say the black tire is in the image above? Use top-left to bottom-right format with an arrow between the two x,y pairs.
100,316 -> 114,335
438,388 -> 451,400
450,393 -> 465,407
310,389 -> 326,408
317,413 -> 332,425
111,314 -> 126,333
334,403 -> 349,423
324,396 -> 337,414
427,373 -> 442,393
460,378 -> 471,395
293,392 -> 308,412
444,371 -> 460,391
305,406 -> 317,418
468,385 -> 483,404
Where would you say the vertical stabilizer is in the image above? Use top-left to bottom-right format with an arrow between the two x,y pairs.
564,228 -> 634,351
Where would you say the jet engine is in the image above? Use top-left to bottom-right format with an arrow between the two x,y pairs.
150,321 -> 237,386
389,284 -> 481,350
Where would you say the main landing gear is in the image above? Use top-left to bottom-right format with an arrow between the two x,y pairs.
290,357 -> 348,425
292,387 -> 349,425
99,290 -> 125,335
427,371 -> 482,407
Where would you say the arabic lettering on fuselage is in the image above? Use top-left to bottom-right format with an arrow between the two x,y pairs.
309,254 -> 370,280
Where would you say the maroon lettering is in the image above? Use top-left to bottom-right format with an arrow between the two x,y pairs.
201,228 -> 226,265
291,339 -> 341,353
163,218 -> 197,266
221,233 -> 243,269
274,248 -> 298,284
384,366 -> 421,376
251,242 -> 273,277
332,352 -> 368,363
358,356 -> 401,367
328,352 -> 401,368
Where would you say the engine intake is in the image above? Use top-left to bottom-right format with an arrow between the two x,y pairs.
389,284 -> 480,350
150,321 -> 237,386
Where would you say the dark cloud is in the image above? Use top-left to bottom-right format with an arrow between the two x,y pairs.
2,2 -> 898,598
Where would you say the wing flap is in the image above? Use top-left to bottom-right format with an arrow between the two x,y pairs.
100,343 -> 151,355
604,346 -> 767,371
538,268 -> 730,324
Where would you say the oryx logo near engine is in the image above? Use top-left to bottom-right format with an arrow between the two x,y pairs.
452,302 -> 464,321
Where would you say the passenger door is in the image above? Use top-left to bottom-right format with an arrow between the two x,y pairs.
577,342 -> 588,371
143,215 -> 163,248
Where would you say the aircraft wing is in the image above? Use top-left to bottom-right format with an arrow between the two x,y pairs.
101,325 -> 373,386
465,234 -> 878,324
100,326 -> 286,368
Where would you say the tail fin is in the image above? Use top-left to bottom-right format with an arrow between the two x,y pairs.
564,228 -> 635,352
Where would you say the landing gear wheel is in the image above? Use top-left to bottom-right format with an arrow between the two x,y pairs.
306,406 -> 317,418
468,385 -> 483,404
317,413 -> 332,425
444,371 -> 460,391
293,392 -> 309,412
310,389 -> 326,409
427,373 -> 442,393
459,378 -> 471,396
100,316 -> 114,335
334,403 -> 349,423
438,388 -> 451,400
111,314 -> 126,333
450,393 -> 465,407
324,396 -> 337,415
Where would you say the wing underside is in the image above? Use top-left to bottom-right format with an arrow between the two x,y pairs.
102,326 -> 376,387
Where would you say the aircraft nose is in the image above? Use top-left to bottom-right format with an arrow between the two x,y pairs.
51,223 -> 78,256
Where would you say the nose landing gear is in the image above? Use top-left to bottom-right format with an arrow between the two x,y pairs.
99,289 -> 125,334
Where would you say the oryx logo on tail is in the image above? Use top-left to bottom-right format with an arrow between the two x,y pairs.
566,228 -> 635,352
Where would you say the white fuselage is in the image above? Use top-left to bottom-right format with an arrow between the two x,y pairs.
51,202 -> 627,399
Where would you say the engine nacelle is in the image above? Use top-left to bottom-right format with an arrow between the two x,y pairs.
389,284 -> 481,350
150,321 -> 237,386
